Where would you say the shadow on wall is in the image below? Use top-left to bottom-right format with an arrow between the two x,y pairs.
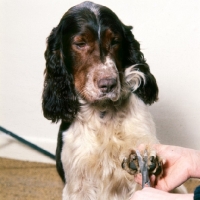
150,101 -> 192,148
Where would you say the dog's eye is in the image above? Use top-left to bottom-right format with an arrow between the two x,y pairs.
111,38 -> 120,47
74,42 -> 86,49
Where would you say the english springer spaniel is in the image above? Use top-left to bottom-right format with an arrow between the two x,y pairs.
42,1 -> 163,199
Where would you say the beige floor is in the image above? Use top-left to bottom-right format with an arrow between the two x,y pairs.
0,158 -> 63,200
0,157 -> 199,200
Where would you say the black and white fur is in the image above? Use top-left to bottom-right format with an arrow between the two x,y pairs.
42,1 -> 163,199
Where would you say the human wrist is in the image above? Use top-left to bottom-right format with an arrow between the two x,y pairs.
175,194 -> 193,200
189,149 -> 200,178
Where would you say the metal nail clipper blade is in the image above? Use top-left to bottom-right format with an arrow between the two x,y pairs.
136,150 -> 150,188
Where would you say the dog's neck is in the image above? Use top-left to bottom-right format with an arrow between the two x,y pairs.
77,92 -> 134,123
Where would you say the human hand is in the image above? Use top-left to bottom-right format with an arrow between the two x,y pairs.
135,144 -> 200,191
130,187 -> 193,200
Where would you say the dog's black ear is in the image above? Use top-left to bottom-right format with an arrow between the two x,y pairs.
42,26 -> 79,123
133,64 -> 159,105
123,26 -> 159,104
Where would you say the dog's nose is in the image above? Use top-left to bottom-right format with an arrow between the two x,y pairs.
98,78 -> 117,93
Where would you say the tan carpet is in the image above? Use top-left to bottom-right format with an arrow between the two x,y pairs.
0,157 -> 199,200
0,158 -> 63,200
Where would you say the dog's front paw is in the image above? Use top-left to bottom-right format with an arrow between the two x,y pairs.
122,150 -> 163,177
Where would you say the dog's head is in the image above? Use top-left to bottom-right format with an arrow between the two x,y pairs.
42,1 -> 158,122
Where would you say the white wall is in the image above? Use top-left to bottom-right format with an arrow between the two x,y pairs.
0,0 -> 200,163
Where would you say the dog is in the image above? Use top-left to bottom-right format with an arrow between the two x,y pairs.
42,1 -> 163,199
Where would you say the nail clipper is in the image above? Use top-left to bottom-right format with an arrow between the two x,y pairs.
136,150 -> 150,188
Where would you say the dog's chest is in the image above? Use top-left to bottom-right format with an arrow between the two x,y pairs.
62,101 -> 155,177
62,118 -> 128,185
63,112 -> 126,158
61,97 -> 157,198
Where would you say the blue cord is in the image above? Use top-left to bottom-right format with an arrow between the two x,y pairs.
0,126 -> 56,160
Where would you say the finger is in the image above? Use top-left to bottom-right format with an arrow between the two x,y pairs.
149,175 -> 156,187
134,173 -> 142,185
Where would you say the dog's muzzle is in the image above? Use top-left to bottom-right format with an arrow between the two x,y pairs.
98,78 -> 117,94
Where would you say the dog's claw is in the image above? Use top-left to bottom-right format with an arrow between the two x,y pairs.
148,156 -> 163,176
148,156 -> 156,171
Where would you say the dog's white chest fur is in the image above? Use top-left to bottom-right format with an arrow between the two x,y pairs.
61,94 -> 158,200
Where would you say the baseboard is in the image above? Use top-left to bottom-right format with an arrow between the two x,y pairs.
0,133 -> 56,164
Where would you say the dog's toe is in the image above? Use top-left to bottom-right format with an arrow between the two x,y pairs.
148,154 -> 163,176
122,150 -> 140,175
